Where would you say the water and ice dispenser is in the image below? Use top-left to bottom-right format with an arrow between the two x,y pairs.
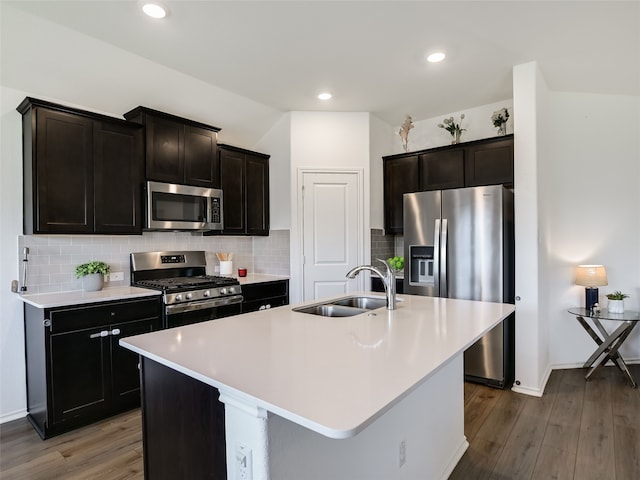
409,246 -> 434,285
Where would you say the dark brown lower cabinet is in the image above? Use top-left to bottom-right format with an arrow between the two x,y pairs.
140,357 -> 226,480
24,296 -> 162,439
241,279 -> 289,313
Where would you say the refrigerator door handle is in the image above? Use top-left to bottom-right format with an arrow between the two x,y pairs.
441,218 -> 448,298
433,219 -> 441,294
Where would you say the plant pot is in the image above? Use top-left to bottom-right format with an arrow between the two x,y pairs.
82,273 -> 104,292
608,299 -> 624,314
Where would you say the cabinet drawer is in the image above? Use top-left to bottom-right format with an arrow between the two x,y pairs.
49,297 -> 161,333
241,281 -> 289,302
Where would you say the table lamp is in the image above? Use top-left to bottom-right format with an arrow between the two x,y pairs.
575,265 -> 608,310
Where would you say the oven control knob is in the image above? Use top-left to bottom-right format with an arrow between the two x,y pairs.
220,288 -> 227,295
175,294 -> 183,302
228,287 -> 236,294
186,293 -> 192,300
203,290 -> 211,297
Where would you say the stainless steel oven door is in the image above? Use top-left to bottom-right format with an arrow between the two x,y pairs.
164,295 -> 242,328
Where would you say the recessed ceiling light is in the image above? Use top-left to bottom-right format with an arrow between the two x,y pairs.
426,52 -> 446,63
318,92 -> 332,100
141,1 -> 168,19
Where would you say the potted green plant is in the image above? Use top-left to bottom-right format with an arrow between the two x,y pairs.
75,260 -> 111,292
605,290 -> 629,314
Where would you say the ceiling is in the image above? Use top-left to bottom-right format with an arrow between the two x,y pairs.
6,0 -> 640,124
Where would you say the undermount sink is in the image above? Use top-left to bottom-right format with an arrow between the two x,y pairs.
292,296 -> 388,317
293,304 -> 367,317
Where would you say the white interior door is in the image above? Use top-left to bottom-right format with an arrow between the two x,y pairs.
301,171 -> 361,301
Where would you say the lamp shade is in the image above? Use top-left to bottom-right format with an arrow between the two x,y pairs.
575,265 -> 608,287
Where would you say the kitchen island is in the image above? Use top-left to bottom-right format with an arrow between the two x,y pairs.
121,292 -> 514,480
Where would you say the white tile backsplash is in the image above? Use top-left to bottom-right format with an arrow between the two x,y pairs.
18,230 -> 290,294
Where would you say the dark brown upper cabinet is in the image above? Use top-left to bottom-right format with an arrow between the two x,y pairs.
464,136 -> 514,187
215,144 -> 270,236
123,107 -> 221,188
383,155 -> 419,234
383,135 -> 513,233
18,97 -> 144,235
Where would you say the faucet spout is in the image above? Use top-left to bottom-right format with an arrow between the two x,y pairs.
346,259 -> 397,310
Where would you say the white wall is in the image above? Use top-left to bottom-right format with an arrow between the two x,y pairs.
254,113 -> 292,230
0,87 -> 29,421
289,112 -> 372,303
544,92 -> 640,365
390,100 -> 514,154
511,62 -> 547,395
369,114 -> 394,230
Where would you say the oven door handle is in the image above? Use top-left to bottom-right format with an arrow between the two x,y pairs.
165,295 -> 244,315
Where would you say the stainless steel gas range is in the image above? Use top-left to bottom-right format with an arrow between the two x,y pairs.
130,251 -> 243,329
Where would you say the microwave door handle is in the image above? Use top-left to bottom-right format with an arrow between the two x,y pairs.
433,219 -> 441,295
440,219 -> 448,298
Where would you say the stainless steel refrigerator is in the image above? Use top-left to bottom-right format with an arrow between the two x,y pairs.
403,185 -> 515,388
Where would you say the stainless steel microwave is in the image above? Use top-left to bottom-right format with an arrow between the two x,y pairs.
145,181 -> 223,231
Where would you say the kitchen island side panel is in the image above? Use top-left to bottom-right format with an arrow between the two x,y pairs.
267,354 -> 466,480
140,357 -> 226,480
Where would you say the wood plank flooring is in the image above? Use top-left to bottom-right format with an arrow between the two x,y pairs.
0,410 -> 144,480
451,364 -> 640,480
1,366 -> 638,480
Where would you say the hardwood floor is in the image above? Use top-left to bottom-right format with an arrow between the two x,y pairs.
451,364 -> 640,480
1,366 -> 638,480
0,409 -> 144,480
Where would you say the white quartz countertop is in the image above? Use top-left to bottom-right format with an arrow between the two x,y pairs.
18,286 -> 161,308
120,292 -> 514,439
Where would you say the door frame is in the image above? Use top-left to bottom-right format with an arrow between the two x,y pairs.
291,168 -> 367,303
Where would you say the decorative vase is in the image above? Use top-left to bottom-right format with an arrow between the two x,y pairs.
452,130 -> 461,144
83,273 -> 104,292
608,299 -> 624,314
497,123 -> 507,135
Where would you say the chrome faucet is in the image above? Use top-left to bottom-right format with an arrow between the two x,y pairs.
346,259 -> 397,310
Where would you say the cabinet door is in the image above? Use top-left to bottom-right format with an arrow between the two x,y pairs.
465,137 -> 514,187
34,108 -> 94,233
419,149 -> 465,191
245,154 -> 269,235
49,327 -> 110,425
94,121 -> 144,234
383,155 -> 419,233
110,317 -> 160,410
184,125 -> 218,188
241,281 -> 289,313
219,148 -> 246,234
146,115 -> 185,184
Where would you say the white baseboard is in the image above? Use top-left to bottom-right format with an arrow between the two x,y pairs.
511,363 -> 552,397
512,358 -> 640,397
0,409 -> 27,424
439,437 -> 469,480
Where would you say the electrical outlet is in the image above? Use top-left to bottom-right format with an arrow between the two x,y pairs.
399,440 -> 406,468
109,271 -> 124,282
235,445 -> 252,480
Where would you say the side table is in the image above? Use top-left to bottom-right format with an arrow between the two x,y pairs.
568,307 -> 640,388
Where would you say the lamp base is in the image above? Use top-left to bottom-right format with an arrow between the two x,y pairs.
585,287 -> 599,310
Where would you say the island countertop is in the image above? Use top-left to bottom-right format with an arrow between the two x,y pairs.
120,293 -> 514,439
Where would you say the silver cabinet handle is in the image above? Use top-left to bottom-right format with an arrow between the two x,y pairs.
89,330 -> 109,339
110,328 -> 121,336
